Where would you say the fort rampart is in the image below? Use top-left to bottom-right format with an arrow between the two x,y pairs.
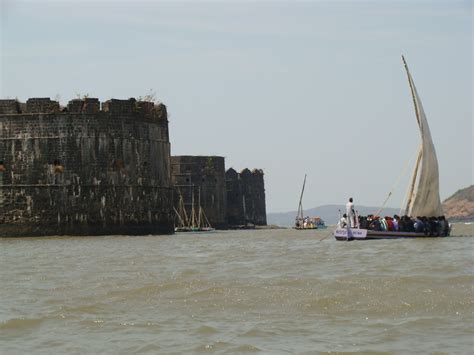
0,97 -> 174,236
171,156 -> 227,229
226,168 -> 267,227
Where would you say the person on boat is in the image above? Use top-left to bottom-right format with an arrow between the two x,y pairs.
387,216 -> 395,231
426,217 -> 433,235
295,217 -> 301,228
407,216 -> 415,232
414,217 -> 424,233
436,217 -> 444,236
368,216 -> 382,231
338,214 -> 347,228
346,198 -> 355,227
439,216 -> 449,236
392,215 -> 400,231
426,217 -> 437,236
359,215 -> 369,229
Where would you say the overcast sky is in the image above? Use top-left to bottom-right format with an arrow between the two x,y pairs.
0,0 -> 472,213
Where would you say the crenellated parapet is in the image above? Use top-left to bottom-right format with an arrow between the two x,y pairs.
0,97 -> 168,123
0,99 -> 21,114
67,98 -> 100,113
26,98 -> 60,113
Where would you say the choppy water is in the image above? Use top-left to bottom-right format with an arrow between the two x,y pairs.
1,224 -> 473,353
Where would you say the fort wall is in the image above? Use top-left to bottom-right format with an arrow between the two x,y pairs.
226,168 -> 267,227
0,97 -> 173,236
171,156 -> 227,229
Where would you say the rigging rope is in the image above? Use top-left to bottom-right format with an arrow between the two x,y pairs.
374,148 -> 419,217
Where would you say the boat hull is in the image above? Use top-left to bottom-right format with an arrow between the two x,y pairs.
175,227 -> 215,232
334,228 -> 448,241
294,224 -> 327,230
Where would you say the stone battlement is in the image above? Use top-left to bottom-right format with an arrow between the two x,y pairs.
0,97 -> 168,121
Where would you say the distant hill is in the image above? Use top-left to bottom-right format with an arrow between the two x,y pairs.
442,185 -> 474,221
267,204 -> 400,227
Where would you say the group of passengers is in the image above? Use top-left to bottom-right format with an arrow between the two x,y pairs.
338,214 -> 450,236
295,217 -> 315,229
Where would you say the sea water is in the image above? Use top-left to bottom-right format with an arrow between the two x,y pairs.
1,224 -> 473,353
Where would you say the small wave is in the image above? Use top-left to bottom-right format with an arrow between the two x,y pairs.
241,327 -> 279,338
300,295 -> 345,311
193,340 -> 232,352
194,325 -> 219,335
189,286 -> 229,298
228,344 -> 261,352
104,282 -> 183,299
134,343 -> 162,353
0,317 -> 43,331
62,304 -> 103,315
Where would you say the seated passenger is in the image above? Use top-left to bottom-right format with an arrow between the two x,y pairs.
414,217 -> 424,233
359,216 -> 369,229
369,216 -> 382,231
392,215 -> 399,231
436,216 -> 444,236
338,214 -> 347,228
441,216 -> 450,236
429,217 -> 439,236
403,215 -> 415,232
421,217 -> 431,235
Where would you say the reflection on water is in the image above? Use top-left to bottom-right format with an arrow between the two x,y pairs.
1,223 -> 473,353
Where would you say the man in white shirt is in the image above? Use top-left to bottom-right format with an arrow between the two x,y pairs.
346,197 -> 355,227
338,213 -> 347,228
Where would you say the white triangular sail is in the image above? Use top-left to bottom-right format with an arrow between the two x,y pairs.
402,56 -> 443,217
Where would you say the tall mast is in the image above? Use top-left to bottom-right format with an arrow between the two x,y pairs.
402,55 -> 422,128
297,174 -> 307,219
197,186 -> 202,228
176,188 -> 189,227
402,55 -> 422,216
191,184 -> 195,228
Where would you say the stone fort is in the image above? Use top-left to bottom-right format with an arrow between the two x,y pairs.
0,97 -> 173,236
0,97 -> 266,236
170,157 -> 267,229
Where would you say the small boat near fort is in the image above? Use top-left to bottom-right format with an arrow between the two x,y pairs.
295,174 -> 326,230
334,56 -> 450,241
174,187 -> 215,233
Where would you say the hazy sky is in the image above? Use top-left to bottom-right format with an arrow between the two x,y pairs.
0,0 -> 472,213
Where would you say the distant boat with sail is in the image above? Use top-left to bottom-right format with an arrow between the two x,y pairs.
334,56 -> 450,240
295,174 -> 327,230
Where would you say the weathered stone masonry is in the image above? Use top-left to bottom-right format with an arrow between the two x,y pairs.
170,157 -> 267,229
0,97 -> 174,236
171,156 -> 227,229
226,168 -> 267,227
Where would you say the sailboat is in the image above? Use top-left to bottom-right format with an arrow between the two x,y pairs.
175,185 -> 215,233
334,56 -> 449,240
174,188 -> 192,232
294,174 -> 326,230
